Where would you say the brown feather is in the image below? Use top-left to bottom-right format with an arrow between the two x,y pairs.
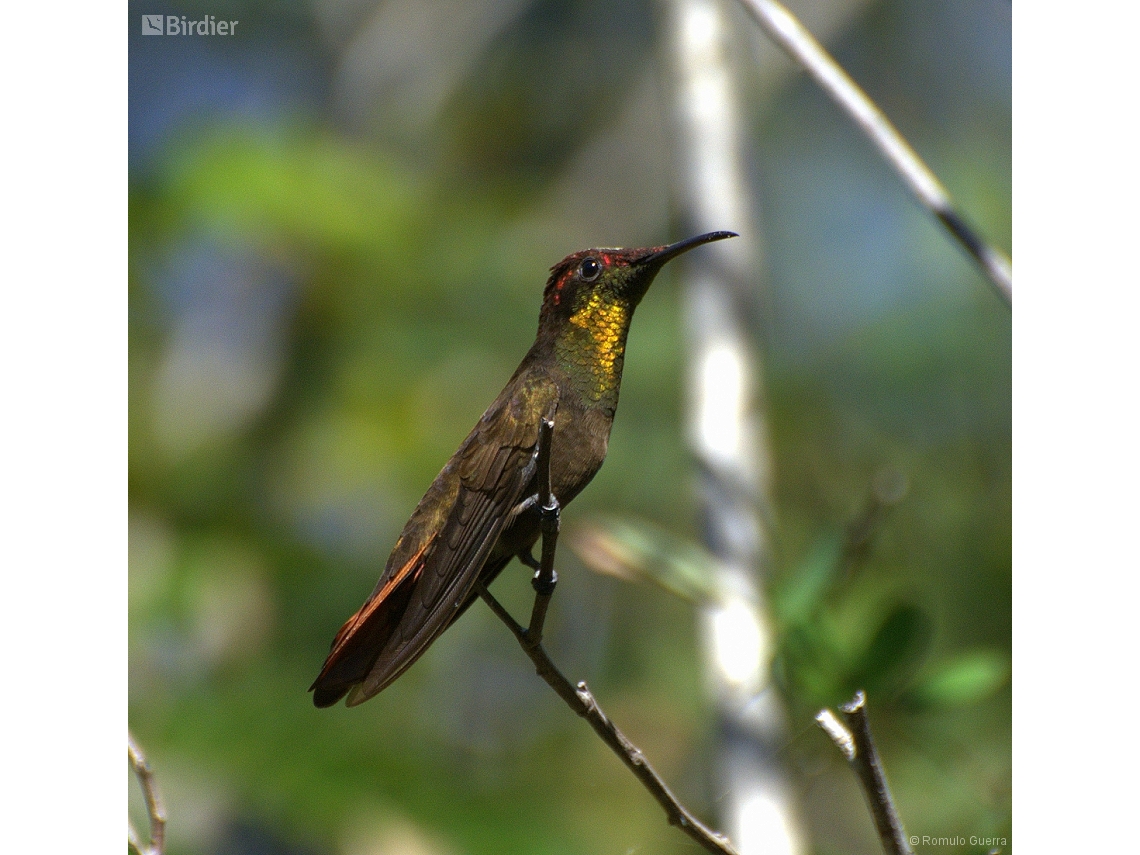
309,539 -> 432,707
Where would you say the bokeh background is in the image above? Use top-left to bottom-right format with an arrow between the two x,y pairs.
128,1 -> 1011,853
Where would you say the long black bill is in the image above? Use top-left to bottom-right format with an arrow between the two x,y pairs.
638,230 -> 738,268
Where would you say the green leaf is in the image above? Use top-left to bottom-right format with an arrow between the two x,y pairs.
848,603 -> 933,696
907,650 -> 1010,708
568,516 -> 720,604
165,127 -> 423,259
772,536 -> 843,628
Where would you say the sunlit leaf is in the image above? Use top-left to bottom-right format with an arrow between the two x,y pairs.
568,516 -> 720,603
165,128 -> 423,258
906,650 -> 1010,708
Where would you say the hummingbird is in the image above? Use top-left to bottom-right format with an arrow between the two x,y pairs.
310,230 -> 737,708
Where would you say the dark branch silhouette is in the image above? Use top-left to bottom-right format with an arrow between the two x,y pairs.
477,416 -> 740,855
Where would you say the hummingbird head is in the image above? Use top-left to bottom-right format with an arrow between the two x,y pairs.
536,230 -> 737,404
539,230 -> 737,326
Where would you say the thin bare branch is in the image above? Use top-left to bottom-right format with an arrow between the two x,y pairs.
815,691 -> 913,855
479,584 -> 739,855
477,417 -> 739,855
735,0 -> 1012,303
128,733 -> 167,855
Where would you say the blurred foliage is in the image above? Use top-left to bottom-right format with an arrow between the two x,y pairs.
129,1 -> 1010,854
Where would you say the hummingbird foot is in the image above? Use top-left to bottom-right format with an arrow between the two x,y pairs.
520,545 -> 558,596
533,494 -> 560,597
531,566 -> 558,597
510,494 -> 538,518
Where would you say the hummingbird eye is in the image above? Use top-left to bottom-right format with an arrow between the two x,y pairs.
578,257 -> 601,282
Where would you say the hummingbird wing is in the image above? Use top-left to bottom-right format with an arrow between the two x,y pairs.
310,376 -> 558,707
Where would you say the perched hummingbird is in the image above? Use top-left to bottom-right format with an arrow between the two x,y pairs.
310,230 -> 737,707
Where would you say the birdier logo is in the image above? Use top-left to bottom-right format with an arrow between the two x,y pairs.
141,15 -> 239,36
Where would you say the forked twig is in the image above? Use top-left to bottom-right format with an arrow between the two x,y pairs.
736,0 -> 1012,303
128,733 -> 167,855
477,416 -> 739,855
816,691 -> 913,855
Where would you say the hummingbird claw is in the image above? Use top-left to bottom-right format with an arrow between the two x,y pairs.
511,494 -> 539,518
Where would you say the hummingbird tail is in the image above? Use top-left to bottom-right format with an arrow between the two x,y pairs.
309,542 -> 430,707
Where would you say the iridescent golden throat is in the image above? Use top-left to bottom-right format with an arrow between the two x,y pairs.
555,291 -> 631,406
